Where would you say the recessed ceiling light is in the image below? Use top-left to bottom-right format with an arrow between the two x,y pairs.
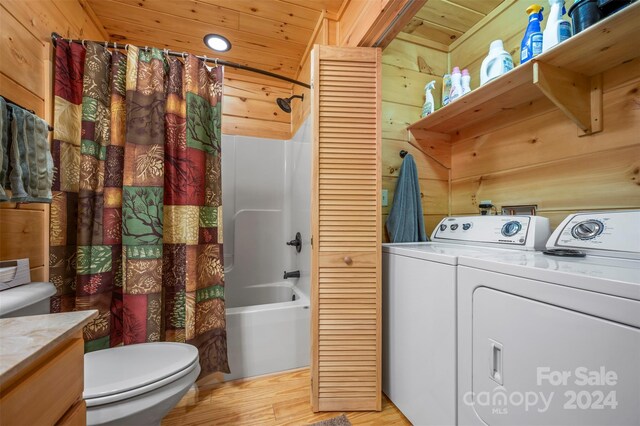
203,34 -> 231,52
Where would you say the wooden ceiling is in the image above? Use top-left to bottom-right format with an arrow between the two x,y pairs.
85,0 -> 346,79
402,0 -> 504,46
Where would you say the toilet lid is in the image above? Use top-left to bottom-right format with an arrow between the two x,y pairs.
84,342 -> 199,403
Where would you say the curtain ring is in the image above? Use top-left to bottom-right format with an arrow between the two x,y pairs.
113,41 -> 117,50
104,41 -> 108,49
124,44 -> 129,52
144,46 -> 149,52
81,39 -> 86,47
203,54 -> 207,64
182,52 -> 187,60
215,58 -> 218,67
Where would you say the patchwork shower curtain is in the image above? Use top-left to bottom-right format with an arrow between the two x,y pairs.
50,40 -> 229,376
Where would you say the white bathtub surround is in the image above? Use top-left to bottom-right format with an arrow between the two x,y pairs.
221,116 -> 312,381
289,118 -> 312,298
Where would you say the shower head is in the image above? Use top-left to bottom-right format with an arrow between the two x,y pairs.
276,94 -> 304,113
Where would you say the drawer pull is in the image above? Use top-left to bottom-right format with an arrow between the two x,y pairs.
343,256 -> 353,265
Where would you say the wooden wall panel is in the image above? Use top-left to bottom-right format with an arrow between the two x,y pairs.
292,16 -> 335,136
0,1 -> 105,280
222,74 -> 292,140
338,0 -> 389,47
381,38 -> 450,237
449,0 -> 526,90
450,63 -> 640,228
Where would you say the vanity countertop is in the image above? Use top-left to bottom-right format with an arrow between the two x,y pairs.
0,310 -> 97,387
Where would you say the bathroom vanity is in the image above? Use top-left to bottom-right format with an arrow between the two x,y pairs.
0,310 -> 97,426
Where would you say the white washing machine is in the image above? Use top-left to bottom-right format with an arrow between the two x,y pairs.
457,210 -> 640,425
383,215 -> 551,426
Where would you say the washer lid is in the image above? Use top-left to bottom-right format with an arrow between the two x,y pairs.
84,342 -> 199,400
459,251 -> 640,301
382,242 -> 515,265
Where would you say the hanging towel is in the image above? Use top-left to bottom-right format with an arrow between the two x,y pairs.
385,153 -> 428,243
6,105 -> 54,203
0,98 -> 9,201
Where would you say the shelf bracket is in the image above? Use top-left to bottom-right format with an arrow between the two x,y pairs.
532,61 -> 603,136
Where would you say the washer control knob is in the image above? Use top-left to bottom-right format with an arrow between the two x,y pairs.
440,224 -> 447,231
450,224 -> 459,230
571,220 -> 604,240
462,223 -> 471,230
501,221 -> 522,237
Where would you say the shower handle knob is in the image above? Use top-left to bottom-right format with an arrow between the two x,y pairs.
286,232 -> 302,253
343,256 -> 353,265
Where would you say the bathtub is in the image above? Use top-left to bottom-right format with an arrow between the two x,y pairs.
224,282 -> 310,381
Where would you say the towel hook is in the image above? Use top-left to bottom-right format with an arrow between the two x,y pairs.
399,150 -> 408,158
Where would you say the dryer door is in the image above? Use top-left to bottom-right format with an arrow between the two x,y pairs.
471,287 -> 640,425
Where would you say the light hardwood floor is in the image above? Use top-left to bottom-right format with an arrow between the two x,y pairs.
162,368 -> 410,425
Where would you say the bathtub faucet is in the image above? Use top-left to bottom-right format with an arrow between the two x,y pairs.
283,270 -> 300,279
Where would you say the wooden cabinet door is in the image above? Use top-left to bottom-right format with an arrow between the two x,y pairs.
311,45 -> 382,412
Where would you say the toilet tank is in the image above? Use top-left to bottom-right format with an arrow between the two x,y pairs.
0,282 -> 56,318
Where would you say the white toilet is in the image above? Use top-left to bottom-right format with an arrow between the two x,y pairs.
84,342 -> 200,426
0,282 -> 201,426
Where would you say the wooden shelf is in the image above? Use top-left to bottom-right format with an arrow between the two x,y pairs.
408,1 -> 640,140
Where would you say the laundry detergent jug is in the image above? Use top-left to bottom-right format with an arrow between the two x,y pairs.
480,40 -> 514,86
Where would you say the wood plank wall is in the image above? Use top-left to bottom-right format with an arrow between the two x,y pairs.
448,2 -> 640,226
0,0 -> 108,281
380,38 -> 450,239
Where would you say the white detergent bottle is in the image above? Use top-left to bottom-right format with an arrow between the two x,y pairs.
449,67 -> 463,101
543,0 -> 572,52
480,40 -> 514,86
421,80 -> 436,118
461,69 -> 471,94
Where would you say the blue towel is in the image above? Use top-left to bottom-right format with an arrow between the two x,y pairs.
5,105 -> 53,203
0,98 -> 9,201
385,153 -> 427,243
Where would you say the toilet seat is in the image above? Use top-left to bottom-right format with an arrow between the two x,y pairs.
84,342 -> 199,407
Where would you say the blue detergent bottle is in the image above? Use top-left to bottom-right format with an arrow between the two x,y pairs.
520,4 -> 544,64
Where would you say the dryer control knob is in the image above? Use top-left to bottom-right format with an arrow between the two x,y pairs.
571,220 -> 604,240
450,224 -> 459,230
501,221 -> 522,237
440,224 -> 447,231
462,223 -> 471,230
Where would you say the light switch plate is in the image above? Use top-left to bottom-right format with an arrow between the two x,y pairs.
381,189 -> 388,207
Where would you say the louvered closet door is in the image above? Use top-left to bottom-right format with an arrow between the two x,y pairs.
311,45 -> 382,412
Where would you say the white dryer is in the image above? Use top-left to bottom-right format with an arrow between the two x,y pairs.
457,210 -> 640,425
383,215 -> 550,426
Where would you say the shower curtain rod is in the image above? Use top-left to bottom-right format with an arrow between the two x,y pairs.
50,32 -> 311,89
